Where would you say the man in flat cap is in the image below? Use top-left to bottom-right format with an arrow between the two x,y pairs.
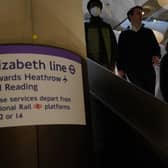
85,0 -> 118,71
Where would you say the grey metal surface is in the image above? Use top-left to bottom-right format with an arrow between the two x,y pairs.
87,58 -> 168,158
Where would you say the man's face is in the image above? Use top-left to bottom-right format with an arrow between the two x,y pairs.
89,3 -> 102,17
130,8 -> 143,24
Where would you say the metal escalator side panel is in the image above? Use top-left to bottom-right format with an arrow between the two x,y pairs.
87,58 -> 168,157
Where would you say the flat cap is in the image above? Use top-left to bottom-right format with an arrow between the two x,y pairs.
87,0 -> 103,11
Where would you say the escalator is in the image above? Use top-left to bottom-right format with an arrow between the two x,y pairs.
87,58 -> 168,167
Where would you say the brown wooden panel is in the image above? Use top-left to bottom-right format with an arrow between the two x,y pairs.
0,126 -> 38,168
38,125 -> 92,168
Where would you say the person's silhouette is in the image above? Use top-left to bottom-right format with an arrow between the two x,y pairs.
85,0 -> 118,71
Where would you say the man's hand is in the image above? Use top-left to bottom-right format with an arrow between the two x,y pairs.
152,56 -> 160,66
117,69 -> 125,78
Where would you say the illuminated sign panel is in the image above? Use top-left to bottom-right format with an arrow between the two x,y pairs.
0,45 -> 86,127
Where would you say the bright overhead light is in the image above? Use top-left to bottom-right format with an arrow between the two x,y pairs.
157,0 -> 168,9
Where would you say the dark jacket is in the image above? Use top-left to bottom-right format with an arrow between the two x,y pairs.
85,16 -> 118,70
117,26 -> 160,74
